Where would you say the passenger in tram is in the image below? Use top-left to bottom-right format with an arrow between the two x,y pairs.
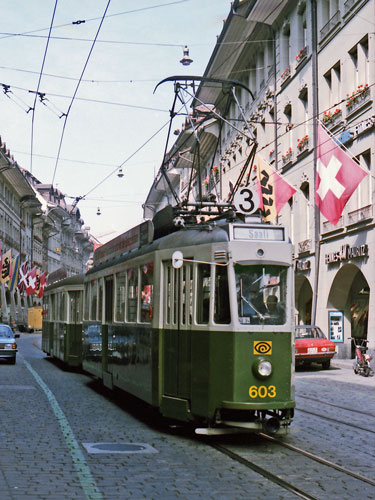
265,294 -> 285,325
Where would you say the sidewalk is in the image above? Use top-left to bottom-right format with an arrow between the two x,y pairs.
331,359 -> 353,370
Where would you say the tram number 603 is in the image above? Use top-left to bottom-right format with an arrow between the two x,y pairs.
249,385 -> 276,398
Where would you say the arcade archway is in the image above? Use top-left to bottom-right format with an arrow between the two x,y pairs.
327,264 -> 369,355
295,274 -> 313,324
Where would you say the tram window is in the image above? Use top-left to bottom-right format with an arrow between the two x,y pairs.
214,265 -> 231,324
235,264 -> 287,325
165,265 -> 176,326
90,280 -> 98,320
84,283 -> 90,320
98,279 -> 103,321
105,276 -> 114,323
140,263 -> 153,323
69,291 -> 82,323
173,268 -> 178,324
181,264 -> 193,326
60,292 -> 66,321
166,266 -> 172,324
43,300 -> 49,320
115,272 -> 125,322
126,268 -> 138,322
50,294 -> 56,320
197,264 -> 211,324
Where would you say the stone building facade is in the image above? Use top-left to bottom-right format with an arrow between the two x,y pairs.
0,140 -> 92,329
144,0 -> 375,359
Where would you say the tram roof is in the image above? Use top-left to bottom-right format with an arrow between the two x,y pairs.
44,273 -> 85,293
86,223 -> 230,275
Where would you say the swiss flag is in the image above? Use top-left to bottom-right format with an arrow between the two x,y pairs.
315,124 -> 368,226
255,155 -> 296,222
26,267 -> 37,296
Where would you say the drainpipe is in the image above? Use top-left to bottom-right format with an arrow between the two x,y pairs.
311,0 -> 320,324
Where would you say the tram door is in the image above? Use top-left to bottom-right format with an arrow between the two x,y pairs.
68,291 -> 82,359
163,263 -> 193,400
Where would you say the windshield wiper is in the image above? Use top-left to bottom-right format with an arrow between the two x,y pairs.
241,294 -> 265,320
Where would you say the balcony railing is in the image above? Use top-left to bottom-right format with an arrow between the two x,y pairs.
347,205 -> 372,225
320,10 -> 341,40
322,216 -> 344,233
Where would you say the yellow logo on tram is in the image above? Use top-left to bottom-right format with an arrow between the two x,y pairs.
253,341 -> 272,355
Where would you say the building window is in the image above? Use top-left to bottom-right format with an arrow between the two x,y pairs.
300,181 -> 310,241
280,22 -> 291,77
323,61 -> 341,111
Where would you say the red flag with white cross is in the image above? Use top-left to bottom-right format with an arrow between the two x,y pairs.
26,267 -> 37,296
315,124 -> 368,226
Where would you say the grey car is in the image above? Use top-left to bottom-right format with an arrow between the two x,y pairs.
0,324 -> 19,365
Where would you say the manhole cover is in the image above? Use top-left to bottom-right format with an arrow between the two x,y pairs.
82,442 -> 158,454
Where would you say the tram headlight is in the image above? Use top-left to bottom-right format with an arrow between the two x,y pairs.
252,358 -> 272,379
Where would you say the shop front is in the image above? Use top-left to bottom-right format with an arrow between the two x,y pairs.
319,242 -> 371,359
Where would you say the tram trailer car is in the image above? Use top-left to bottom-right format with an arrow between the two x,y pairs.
42,274 -> 84,367
82,214 -> 295,434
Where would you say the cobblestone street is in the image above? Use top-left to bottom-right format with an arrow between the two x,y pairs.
0,333 -> 374,500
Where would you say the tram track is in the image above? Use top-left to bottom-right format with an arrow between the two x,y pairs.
296,407 -> 375,434
209,430 -> 375,500
298,395 -> 375,418
211,442 -> 321,500
258,433 -> 375,487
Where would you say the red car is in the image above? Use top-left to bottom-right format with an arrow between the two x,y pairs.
295,325 -> 336,369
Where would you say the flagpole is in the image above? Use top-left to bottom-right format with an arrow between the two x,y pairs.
311,0 -> 320,325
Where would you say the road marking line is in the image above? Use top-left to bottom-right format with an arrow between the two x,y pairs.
23,360 -> 103,500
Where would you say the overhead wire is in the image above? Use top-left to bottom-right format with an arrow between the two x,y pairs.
51,0 -> 112,186
0,0 -> 189,41
29,0 -> 59,174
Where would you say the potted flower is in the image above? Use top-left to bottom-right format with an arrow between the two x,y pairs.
346,84 -> 370,111
281,147 -> 293,163
322,108 -> 342,124
296,46 -> 307,64
281,66 -> 291,83
297,135 -> 309,152
212,166 -> 219,181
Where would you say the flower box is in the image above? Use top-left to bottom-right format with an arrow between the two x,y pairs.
297,135 -> 309,154
322,108 -> 342,126
212,166 -> 219,181
346,84 -> 370,113
281,147 -> 293,164
281,66 -> 291,84
296,46 -> 308,66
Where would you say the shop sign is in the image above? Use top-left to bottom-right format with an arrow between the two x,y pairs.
325,244 -> 368,264
295,259 -> 311,272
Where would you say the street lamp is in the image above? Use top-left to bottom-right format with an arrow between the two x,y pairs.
180,46 -> 193,66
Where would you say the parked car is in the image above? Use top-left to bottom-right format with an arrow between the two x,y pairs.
0,323 -> 19,365
294,325 -> 336,369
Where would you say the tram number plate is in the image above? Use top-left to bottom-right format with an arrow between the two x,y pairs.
249,385 -> 277,398
307,347 -> 318,354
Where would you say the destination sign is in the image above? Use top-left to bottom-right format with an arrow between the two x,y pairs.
233,226 -> 284,241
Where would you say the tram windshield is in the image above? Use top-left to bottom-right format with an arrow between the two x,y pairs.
235,264 -> 287,325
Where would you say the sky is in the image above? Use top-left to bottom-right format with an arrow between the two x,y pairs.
0,0 -> 232,243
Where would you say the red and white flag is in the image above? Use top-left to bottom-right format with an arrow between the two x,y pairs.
315,124 -> 368,226
37,272 -> 48,298
255,155 -> 296,222
18,261 -> 29,293
26,267 -> 37,296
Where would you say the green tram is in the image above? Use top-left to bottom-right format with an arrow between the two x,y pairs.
82,214 -> 295,434
42,274 -> 84,367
